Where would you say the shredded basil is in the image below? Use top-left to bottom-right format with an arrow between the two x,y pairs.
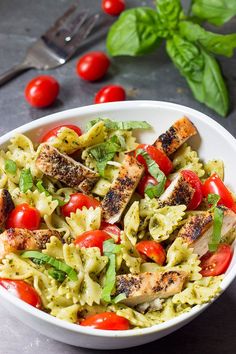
112,293 -> 127,304
36,180 -> 69,206
48,269 -> 66,282
136,148 -> 167,198
86,118 -> 151,131
19,169 -> 33,193
21,251 -> 78,281
207,193 -> 220,211
209,206 -> 224,252
5,159 -> 17,174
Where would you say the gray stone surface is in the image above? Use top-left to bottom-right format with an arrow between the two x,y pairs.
0,0 -> 235,353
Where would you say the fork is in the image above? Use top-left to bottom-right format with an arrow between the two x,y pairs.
0,5 -> 100,87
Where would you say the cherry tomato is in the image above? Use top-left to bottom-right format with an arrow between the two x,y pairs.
181,170 -> 203,210
76,52 -> 110,81
202,173 -> 235,209
74,230 -> 111,253
136,241 -> 166,265
25,75 -> 59,108
6,203 -> 41,231
102,0 -> 126,16
200,244 -> 233,277
100,222 -> 121,243
41,124 -> 82,143
135,144 -> 173,176
137,174 -> 171,197
94,85 -> 126,104
80,312 -> 130,330
61,193 -> 100,217
0,279 -> 41,308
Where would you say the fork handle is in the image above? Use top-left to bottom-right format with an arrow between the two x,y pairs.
0,62 -> 31,87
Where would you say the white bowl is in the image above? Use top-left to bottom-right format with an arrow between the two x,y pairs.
0,101 -> 235,349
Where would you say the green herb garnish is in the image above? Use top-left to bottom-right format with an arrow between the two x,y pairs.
112,293 -> 127,304
21,251 -> 78,281
208,193 -> 220,211
36,180 -> 69,206
19,169 -> 33,193
209,206 -> 224,252
48,269 -> 66,282
5,159 -> 17,174
86,118 -> 151,132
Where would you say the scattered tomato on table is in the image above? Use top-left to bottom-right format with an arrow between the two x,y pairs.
94,85 -> 126,104
6,203 -> 41,230
25,75 -> 59,108
76,51 -> 110,81
102,0 -> 126,16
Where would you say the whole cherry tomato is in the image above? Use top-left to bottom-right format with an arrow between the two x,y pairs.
102,0 -> 126,16
61,193 -> 100,217
0,279 -> 41,308
202,173 -> 236,210
94,85 -> 126,104
135,144 -> 173,176
100,222 -> 121,243
80,312 -> 130,330
6,203 -> 41,230
181,170 -> 203,210
25,75 -> 59,108
74,230 -> 111,253
41,124 -> 82,143
200,244 -> 233,277
136,241 -> 166,265
137,174 -> 171,197
76,52 -> 110,81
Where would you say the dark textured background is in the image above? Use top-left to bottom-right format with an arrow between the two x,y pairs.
0,1 -> 235,353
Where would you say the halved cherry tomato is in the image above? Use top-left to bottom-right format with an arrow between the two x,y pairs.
94,85 -> 126,104
200,244 -> 233,277
80,312 -> 130,330
61,193 -> 100,217
100,222 -> 121,243
41,124 -> 82,143
74,230 -> 111,254
181,170 -> 203,210
137,174 -> 171,197
25,75 -> 59,108
6,203 -> 41,230
136,241 -> 166,265
102,0 -> 126,16
0,279 -> 41,308
76,52 -> 110,81
135,144 -> 173,176
202,173 -> 235,210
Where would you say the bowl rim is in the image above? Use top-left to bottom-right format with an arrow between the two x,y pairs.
0,100 -> 235,338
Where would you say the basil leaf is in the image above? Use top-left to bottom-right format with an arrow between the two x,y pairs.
86,118 -> 152,132
48,269 -> 66,282
208,193 -> 220,210
107,8 -> 162,56
103,238 -> 122,255
136,148 -> 166,198
156,0 -> 183,30
36,180 -> 50,196
88,135 -> 124,177
5,159 -> 17,174
192,0 -> 236,26
112,293 -> 127,304
179,21 -> 236,58
209,206 -> 224,252
19,169 -> 33,193
21,251 -> 78,281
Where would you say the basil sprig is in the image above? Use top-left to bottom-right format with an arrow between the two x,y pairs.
207,193 -> 224,252
107,0 -> 236,117
19,169 -> 33,193
86,118 -> 151,132
136,148 -> 166,198
5,159 -> 17,174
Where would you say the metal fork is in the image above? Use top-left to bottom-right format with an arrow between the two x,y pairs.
0,5 -> 100,87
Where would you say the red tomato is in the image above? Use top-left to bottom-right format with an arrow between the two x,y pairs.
137,174 -> 171,197
76,52 -> 110,81
41,124 -> 82,143
74,230 -> 111,253
200,244 -> 233,277
61,193 -> 100,217
94,85 -> 126,104
136,241 -> 166,265
102,0 -> 125,16
0,279 -> 41,308
202,173 -> 235,209
80,312 -> 130,330
6,203 -> 41,230
181,170 -> 203,210
135,144 -> 173,176
100,222 -> 121,243
25,75 -> 59,108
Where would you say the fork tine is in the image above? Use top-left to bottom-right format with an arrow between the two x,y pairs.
68,13 -> 100,48
43,5 -> 77,37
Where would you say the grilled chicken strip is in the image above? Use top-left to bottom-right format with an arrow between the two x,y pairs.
158,173 -> 194,207
0,228 -> 61,260
101,155 -> 144,223
0,189 -> 14,226
116,271 -> 187,307
36,144 -> 99,193
178,208 -> 236,257
154,117 -> 197,156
